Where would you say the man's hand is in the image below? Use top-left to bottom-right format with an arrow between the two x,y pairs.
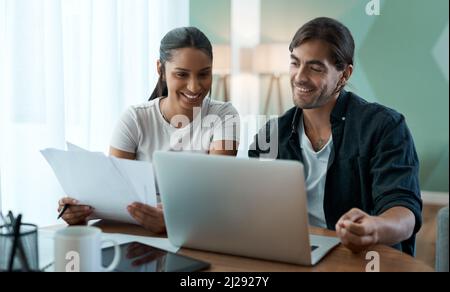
336,206 -> 416,253
335,208 -> 380,253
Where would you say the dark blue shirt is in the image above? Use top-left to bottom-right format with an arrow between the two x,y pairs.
248,90 -> 422,256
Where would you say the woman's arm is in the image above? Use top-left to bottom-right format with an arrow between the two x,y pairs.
209,140 -> 239,156
110,147 -> 136,160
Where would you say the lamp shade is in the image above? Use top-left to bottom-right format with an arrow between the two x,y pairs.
212,45 -> 231,75
253,43 -> 290,74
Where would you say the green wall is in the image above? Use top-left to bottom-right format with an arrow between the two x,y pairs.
191,0 -> 449,192
190,0 -> 230,44
359,1 -> 449,192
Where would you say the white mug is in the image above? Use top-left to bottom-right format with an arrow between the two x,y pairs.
54,226 -> 121,272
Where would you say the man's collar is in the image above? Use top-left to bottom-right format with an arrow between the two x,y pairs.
330,90 -> 349,122
289,90 -> 349,138
289,107 -> 301,137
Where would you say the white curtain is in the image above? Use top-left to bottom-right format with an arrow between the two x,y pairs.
0,0 -> 189,227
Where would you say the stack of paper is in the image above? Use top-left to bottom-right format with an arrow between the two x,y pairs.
41,143 -> 157,224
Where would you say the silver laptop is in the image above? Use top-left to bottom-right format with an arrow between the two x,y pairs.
153,151 -> 340,266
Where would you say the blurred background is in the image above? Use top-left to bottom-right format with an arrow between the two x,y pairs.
0,0 -> 448,269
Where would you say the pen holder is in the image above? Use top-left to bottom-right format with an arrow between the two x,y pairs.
0,223 -> 39,272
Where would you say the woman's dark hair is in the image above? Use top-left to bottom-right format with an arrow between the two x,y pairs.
289,17 -> 354,71
149,27 -> 213,101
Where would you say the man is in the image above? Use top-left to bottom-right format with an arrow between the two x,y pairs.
249,17 -> 422,256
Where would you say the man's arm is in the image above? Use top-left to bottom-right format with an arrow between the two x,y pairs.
337,112 -> 422,254
373,206 -> 416,245
335,207 -> 415,253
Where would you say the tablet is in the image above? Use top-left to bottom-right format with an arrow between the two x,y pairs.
102,242 -> 210,272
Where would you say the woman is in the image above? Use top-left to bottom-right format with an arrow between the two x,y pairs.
57,27 -> 240,233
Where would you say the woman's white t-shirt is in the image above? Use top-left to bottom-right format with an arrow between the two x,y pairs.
110,97 -> 240,162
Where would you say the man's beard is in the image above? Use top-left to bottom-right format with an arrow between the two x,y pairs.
293,86 -> 332,109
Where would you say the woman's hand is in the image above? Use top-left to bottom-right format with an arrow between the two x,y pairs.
58,197 -> 94,225
127,202 -> 166,234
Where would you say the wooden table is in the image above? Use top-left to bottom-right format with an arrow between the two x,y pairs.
88,220 -> 434,272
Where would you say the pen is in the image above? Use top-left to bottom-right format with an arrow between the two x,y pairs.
0,212 -> 6,225
57,204 -> 70,220
8,214 -> 22,272
7,212 -> 30,272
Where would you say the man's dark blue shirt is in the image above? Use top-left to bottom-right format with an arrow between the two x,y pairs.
249,90 -> 422,256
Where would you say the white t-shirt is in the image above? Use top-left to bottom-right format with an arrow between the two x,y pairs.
299,118 -> 333,228
110,97 -> 240,162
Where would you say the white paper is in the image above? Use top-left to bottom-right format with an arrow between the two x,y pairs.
41,147 -> 157,224
66,142 -> 89,152
109,157 -> 156,206
66,142 -> 104,155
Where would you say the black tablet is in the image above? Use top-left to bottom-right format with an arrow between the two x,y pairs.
102,241 -> 210,272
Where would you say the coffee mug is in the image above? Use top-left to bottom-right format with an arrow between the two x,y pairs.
54,226 -> 120,272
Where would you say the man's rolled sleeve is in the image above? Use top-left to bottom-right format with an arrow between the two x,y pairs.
370,113 -> 423,234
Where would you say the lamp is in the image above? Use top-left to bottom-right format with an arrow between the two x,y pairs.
253,43 -> 290,115
212,45 -> 231,102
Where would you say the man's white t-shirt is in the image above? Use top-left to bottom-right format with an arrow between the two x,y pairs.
110,97 -> 240,162
299,118 -> 333,228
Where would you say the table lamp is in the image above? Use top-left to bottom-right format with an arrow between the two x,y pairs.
253,43 -> 290,115
212,45 -> 231,102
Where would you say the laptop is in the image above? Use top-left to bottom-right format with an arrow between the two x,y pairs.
153,151 -> 340,266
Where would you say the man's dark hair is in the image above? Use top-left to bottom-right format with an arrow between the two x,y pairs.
289,17 -> 355,71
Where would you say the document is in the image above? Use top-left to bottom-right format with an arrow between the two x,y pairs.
41,144 -> 157,224
66,141 -> 89,152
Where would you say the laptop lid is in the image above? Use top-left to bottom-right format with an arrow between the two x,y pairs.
153,151 -> 313,265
